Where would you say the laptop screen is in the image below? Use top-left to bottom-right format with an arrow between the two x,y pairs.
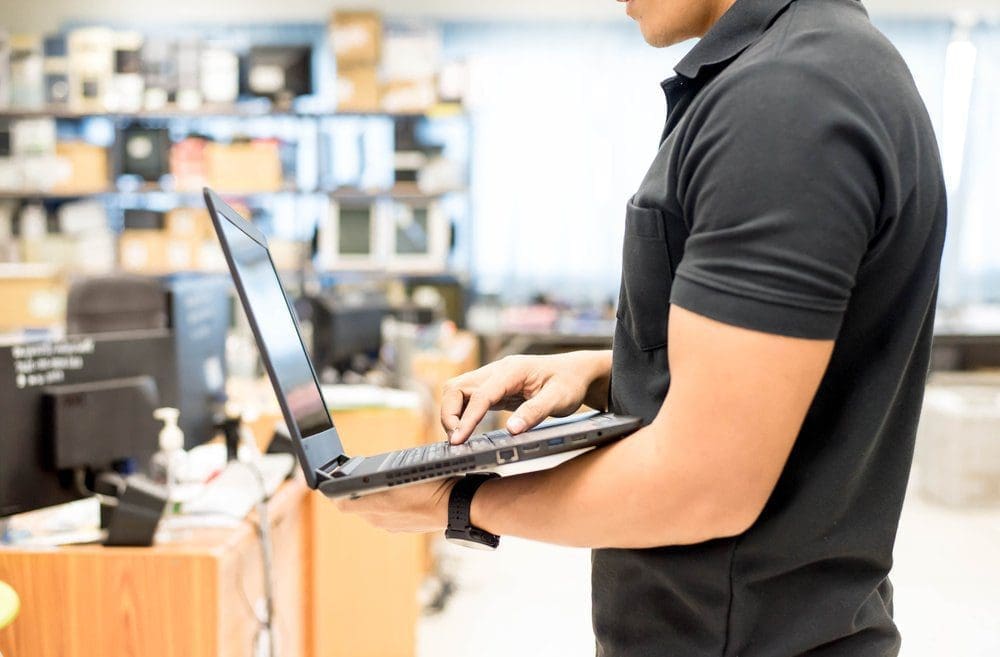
219,214 -> 334,440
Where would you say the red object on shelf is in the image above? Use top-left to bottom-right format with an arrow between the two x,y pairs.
170,136 -> 209,192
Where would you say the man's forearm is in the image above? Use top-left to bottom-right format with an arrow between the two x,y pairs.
470,410 -> 753,549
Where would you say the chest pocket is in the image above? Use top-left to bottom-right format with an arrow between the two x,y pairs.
617,198 -> 674,351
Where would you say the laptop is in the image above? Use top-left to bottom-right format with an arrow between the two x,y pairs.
204,188 -> 641,499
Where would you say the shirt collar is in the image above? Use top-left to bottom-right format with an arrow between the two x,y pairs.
673,0 -> 798,80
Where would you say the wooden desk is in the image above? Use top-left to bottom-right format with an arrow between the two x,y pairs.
236,397 -> 429,657
307,407 -> 427,657
0,479 -> 309,657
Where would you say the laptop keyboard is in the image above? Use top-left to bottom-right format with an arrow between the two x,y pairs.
378,429 -> 514,472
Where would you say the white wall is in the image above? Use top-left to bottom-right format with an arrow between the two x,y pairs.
1,0 -> 999,32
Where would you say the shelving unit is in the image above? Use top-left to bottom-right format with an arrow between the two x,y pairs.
0,183 -> 459,202
0,17 -> 476,334
0,106 -> 464,121
0,106 -> 473,274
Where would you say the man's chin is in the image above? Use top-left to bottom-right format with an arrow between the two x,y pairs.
642,34 -> 677,48
646,29 -> 700,49
639,25 -> 684,48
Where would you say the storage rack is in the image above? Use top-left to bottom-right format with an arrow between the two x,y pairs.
0,105 -> 473,274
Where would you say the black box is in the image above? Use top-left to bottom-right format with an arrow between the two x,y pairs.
120,126 -> 171,182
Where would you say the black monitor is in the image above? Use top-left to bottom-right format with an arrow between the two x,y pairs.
246,45 -> 313,103
295,294 -> 387,375
66,274 -> 231,449
0,274 -> 231,519
45,376 -> 161,471
0,331 -> 177,518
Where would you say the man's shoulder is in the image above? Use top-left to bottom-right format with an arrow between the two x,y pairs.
765,0 -> 904,70
679,2 -> 920,148
725,0 -> 917,109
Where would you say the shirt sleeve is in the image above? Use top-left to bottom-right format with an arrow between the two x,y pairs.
669,61 -> 882,340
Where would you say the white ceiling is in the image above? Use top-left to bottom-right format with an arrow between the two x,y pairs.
0,0 -> 998,33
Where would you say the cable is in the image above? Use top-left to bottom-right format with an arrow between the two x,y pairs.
234,460 -> 278,657
177,460 -> 279,656
73,468 -> 119,508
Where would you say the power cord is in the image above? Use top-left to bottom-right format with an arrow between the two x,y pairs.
245,461 -> 278,657
73,468 -> 120,508
161,459 -> 280,657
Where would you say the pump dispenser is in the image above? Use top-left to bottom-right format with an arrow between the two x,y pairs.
151,407 -> 187,493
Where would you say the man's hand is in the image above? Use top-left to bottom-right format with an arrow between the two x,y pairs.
441,351 -> 612,444
335,478 -> 457,533
337,306 -> 835,548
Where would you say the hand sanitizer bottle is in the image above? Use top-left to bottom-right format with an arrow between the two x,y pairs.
151,407 -> 187,496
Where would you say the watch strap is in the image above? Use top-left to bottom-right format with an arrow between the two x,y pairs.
446,473 -> 500,549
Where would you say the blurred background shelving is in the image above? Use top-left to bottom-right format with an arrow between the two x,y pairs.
0,13 -> 480,335
0,3 -> 999,657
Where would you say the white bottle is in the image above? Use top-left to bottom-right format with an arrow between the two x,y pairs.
151,407 -> 188,495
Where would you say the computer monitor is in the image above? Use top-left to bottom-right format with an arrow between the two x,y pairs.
295,293 -> 387,375
246,45 -> 313,103
385,200 -> 450,272
0,274 -> 231,519
319,200 -> 384,270
46,376 -> 161,472
65,274 -> 231,449
0,331 -> 177,518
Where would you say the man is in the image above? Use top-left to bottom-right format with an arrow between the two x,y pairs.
339,0 -> 947,654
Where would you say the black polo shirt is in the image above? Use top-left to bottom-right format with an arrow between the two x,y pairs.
598,0 -> 946,655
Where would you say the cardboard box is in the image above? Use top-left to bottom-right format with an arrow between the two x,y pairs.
118,230 -> 197,274
381,25 -> 440,83
165,208 -> 212,240
67,27 -> 115,112
330,11 -> 382,66
21,235 -> 75,267
109,31 -> 144,112
0,264 -> 67,330
381,77 -> 437,114
336,65 -> 380,113
23,233 -> 116,273
200,47 -> 239,105
9,33 -> 45,109
52,142 -> 108,194
205,141 -> 283,193
11,117 -> 56,157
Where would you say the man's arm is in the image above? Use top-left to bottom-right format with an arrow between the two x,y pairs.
469,304 -> 834,548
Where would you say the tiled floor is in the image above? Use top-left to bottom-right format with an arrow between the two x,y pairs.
417,472 -> 1000,657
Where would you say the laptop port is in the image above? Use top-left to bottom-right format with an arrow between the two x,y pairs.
570,434 -> 589,443
497,448 -> 518,464
546,437 -> 565,447
522,443 -> 541,454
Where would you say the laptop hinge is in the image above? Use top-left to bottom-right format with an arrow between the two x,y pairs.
317,454 -> 359,480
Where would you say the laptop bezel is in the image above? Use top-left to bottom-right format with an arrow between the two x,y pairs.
204,187 -> 347,489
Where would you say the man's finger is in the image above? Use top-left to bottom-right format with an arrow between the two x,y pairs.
452,385 -> 506,444
508,388 -> 562,434
440,384 -> 467,436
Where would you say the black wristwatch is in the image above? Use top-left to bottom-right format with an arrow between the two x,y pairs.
445,473 -> 501,550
